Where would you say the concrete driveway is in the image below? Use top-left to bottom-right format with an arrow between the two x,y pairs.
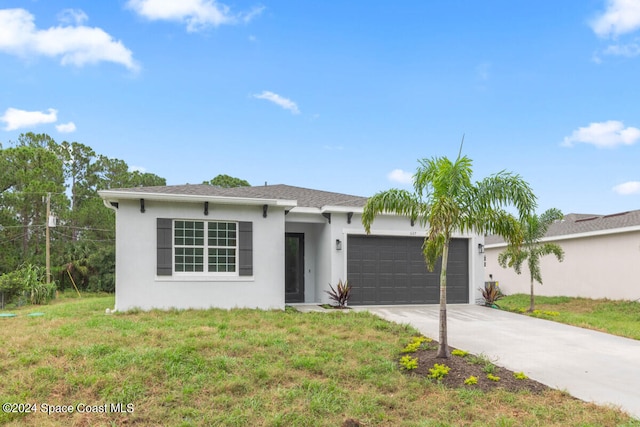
351,304 -> 640,420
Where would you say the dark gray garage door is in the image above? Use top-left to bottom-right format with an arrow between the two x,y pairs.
347,235 -> 469,305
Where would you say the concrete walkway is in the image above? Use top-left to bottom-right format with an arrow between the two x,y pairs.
351,304 -> 640,420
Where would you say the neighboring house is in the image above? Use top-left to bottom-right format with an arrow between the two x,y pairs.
485,210 -> 640,300
99,184 -> 485,311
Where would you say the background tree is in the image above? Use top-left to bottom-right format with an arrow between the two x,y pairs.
0,133 -> 166,296
1,133 -> 67,261
203,174 -> 250,188
49,141 -> 98,241
498,208 -> 565,312
362,149 -> 536,358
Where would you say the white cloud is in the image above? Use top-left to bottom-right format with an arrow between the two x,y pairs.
602,40 -> 640,57
387,169 -> 413,185
127,0 -> 263,32
240,6 -> 265,24
253,91 -> 300,114
562,120 -> 640,148
57,9 -> 88,25
591,0 -> 640,37
1,107 -> 57,131
0,8 -> 139,71
56,121 -> 76,133
613,181 -> 640,195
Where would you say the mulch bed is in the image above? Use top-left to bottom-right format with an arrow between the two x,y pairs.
404,340 -> 550,393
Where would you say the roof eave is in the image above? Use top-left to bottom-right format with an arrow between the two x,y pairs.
320,205 -> 365,214
97,189 -> 298,208
485,224 -> 640,249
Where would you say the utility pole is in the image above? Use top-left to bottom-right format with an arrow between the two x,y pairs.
45,192 -> 51,284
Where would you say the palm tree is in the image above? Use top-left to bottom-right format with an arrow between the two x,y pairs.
362,149 -> 536,358
498,208 -> 565,312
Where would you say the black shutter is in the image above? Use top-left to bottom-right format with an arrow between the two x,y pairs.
238,221 -> 253,276
157,218 -> 172,276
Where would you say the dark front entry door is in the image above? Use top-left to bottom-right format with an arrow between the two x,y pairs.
285,233 -> 305,303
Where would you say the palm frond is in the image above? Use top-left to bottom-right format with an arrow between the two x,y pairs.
475,172 -> 537,221
362,189 -> 421,233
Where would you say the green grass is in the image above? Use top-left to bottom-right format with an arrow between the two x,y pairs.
0,295 -> 638,426
501,294 -> 640,340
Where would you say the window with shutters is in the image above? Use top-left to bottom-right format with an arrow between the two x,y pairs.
174,220 -> 237,274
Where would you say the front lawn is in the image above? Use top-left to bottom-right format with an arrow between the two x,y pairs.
0,295 -> 637,426
500,294 -> 640,340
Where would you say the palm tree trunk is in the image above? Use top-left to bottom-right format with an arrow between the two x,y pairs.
528,278 -> 535,312
436,240 -> 450,358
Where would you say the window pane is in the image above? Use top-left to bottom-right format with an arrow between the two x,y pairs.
175,246 -> 204,273
208,248 -> 236,272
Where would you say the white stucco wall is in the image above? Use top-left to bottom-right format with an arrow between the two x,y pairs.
485,230 -> 640,300
113,198 -> 286,311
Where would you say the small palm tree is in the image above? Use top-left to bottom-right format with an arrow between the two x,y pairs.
362,147 -> 536,358
498,208 -> 565,312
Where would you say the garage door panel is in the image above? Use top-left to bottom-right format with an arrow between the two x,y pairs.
347,235 -> 468,305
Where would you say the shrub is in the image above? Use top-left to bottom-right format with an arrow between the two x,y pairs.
531,309 -> 560,317
479,281 -> 504,307
513,372 -> 528,380
451,349 -> 468,357
487,374 -> 500,382
0,269 -> 27,304
401,336 -> 430,353
399,355 -> 418,370
464,376 -> 478,385
325,279 -> 351,308
428,363 -> 450,381
0,264 -> 56,306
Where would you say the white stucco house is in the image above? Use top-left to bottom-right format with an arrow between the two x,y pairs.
98,184 -> 485,311
485,210 -> 640,301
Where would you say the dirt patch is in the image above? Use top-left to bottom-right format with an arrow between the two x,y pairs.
404,340 -> 550,394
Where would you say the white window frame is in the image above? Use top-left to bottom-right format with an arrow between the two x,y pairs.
173,220 -> 238,276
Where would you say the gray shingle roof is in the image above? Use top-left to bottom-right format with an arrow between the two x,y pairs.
485,210 -> 640,245
105,184 -> 369,209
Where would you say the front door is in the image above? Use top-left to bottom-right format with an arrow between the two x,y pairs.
285,233 -> 305,303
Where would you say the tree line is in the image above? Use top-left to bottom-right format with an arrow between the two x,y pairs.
0,132 -> 166,299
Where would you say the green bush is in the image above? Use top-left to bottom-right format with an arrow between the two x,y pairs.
0,269 -> 27,303
399,355 -> 418,370
401,336 -> 430,353
464,376 -> 478,385
428,363 -> 450,381
87,246 -> 115,292
0,264 -> 56,306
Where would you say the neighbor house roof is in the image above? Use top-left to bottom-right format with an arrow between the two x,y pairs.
485,209 -> 640,246
99,184 -> 369,210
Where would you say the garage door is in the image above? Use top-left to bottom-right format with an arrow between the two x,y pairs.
347,235 -> 469,305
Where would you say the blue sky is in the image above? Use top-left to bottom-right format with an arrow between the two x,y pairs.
1,1 -> 640,215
